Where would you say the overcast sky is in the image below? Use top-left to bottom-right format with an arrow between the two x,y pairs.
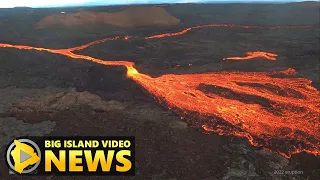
0,0 -> 308,8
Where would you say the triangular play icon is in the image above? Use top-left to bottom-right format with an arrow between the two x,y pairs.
20,150 -> 32,163
10,140 -> 40,174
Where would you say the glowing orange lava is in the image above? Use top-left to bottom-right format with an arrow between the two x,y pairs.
145,24 -> 312,39
223,51 -> 278,61
128,68 -> 319,158
0,23 -> 319,158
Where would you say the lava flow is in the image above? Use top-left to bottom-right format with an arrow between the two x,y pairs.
0,23 -> 319,158
145,24 -> 312,39
128,67 -> 320,158
223,51 -> 278,61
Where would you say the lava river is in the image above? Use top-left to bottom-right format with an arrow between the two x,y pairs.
0,23 -> 319,158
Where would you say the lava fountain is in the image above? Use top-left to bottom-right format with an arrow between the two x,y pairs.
0,24 -> 319,158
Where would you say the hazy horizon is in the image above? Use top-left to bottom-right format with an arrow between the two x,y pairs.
0,0 -> 315,8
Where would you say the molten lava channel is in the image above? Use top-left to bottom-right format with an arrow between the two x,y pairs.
0,24 -> 319,158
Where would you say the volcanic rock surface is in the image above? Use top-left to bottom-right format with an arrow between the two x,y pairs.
34,6 -> 181,28
11,90 -> 128,112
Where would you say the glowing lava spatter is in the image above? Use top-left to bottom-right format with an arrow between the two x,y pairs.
0,24 -> 319,158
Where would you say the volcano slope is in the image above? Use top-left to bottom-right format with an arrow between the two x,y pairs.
34,6 -> 181,28
0,2 -> 319,180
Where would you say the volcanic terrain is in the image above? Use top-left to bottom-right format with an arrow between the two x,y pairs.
0,2 -> 319,180
34,6 -> 181,28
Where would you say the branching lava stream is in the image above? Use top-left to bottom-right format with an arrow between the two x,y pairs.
223,52 -> 278,61
0,24 -> 319,158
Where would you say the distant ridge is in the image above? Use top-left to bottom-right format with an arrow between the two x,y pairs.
13,6 -> 31,8
285,1 -> 319,4
2,1 -> 318,8
185,0 -> 318,4
34,6 -> 181,29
